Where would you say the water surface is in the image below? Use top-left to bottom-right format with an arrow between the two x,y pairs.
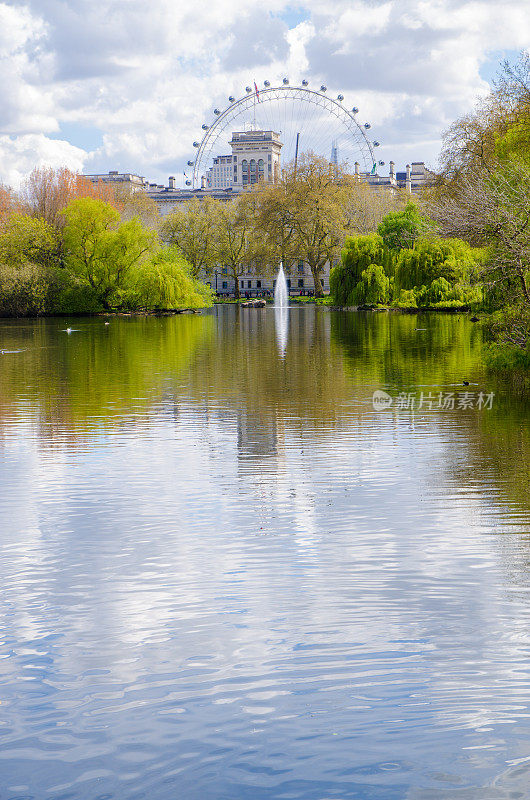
0,307 -> 529,799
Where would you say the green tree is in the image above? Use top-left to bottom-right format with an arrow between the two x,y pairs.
62,197 -> 155,309
212,196 -> 263,300
377,202 -> 429,250
345,180 -> 408,235
161,197 -> 220,277
284,154 -> 350,297
131,247 -> 213,310
330,233 -> 387,305
245,180 -> 299,275
0,214 -> 63,317
395,238 -> 483,293
0,214 -> 59,269
355,264 -> 390,305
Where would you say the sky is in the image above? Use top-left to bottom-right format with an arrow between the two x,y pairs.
0,0 -> 529,189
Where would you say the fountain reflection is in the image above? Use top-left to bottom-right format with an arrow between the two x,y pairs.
274,262 -> 289,356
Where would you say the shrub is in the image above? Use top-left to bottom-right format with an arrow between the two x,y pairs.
391,289 -> 418,308
0,263 -> 53,316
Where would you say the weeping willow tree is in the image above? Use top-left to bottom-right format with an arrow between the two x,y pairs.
131,247 -> 213,310
394,238 -> 485,292
330,233 -> 393,305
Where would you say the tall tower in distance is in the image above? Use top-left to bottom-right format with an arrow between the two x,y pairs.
330,139 -> 339,169
230,130 -> 283,189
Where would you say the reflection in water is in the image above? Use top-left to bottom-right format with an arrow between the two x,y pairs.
0,308 -> 529,800
274,303 -> 289,356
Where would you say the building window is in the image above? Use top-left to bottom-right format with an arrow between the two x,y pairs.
222,267 -> 227,275
240,280 -> 244,288
257,280 -> 261,288
298,279 -> 304,287
258,159 -> 264,180
250,159 -> 257,184
286,279 -> 291,288
222,281 -> 227,289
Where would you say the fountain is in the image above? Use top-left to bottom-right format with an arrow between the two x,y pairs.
274,263 -> 289,356
274,263 -> 289,308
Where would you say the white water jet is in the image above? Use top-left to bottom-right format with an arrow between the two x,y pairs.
274,262 -> 289,356
274,263 -> 289,308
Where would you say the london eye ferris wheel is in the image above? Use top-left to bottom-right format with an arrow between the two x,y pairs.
187,79 -> 384,189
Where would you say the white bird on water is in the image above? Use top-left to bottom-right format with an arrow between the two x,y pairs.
61,327 -> 79,334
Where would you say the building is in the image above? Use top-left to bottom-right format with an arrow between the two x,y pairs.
352,160 -> 434,194
203,129 -> 284,190
205,154 -> 234,189
229,129 -> 282,188
208,258 -> 334,298
84,170 -> 149,191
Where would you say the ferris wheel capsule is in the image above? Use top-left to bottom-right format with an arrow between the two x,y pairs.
185,180 -> 191,186
214,108 -> 221,115
320,85 -> 327,92
187,160 -> 194,166
202,124 -> 209,130
193,141 -> 200,147
245,86 -> 252,93
337,94 -> 344,101
378,160 -> 385,166
302,79 -> 308,86
373,141 -> 380,147
364,123 -> 371,129
283,77 -> 289,85
228,96 -> 235,102
352,107 -> 359,114
264,80 -> 270,87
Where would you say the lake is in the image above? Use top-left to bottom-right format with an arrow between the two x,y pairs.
0,306 -> 529,799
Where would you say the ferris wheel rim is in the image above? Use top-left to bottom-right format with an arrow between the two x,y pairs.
190,84 -> 377,189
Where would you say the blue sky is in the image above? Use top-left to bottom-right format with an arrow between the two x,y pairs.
479,48 -> 521,84
0,1 -> 529,187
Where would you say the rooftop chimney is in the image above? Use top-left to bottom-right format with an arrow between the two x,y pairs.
168,176 -> 176,190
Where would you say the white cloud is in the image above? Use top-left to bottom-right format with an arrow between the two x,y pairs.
0,0 -> 529,187
0,134 -> 86,188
